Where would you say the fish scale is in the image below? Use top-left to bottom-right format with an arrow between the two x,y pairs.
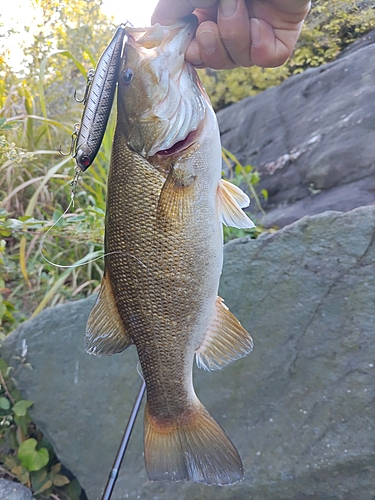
106,132 -> 216,409
85,16 -> 255,485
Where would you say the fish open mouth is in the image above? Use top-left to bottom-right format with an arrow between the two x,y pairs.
154,129 -> 197,157
149,124 -> 202,167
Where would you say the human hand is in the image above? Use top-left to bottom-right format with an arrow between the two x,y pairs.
152,0 -> 311,69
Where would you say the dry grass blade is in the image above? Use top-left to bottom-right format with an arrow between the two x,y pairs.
32,250 -> 103,317
38,50 -> 87,148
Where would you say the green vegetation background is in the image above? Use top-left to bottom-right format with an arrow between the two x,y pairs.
0,1 -> 374,497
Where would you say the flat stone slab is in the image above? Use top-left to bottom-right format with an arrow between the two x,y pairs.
2,206 -> 375,499
218,30 -> 375,228
0,479 -> 35,500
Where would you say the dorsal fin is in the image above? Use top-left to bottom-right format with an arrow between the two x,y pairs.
196,297 -> 253,371
217,179 -> 255,229
85,273 -> 132,355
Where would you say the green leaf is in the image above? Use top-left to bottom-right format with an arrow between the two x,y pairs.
62,478 -> 82,500
0,397 -> 10,410
0,118 -> 12,130
18,438 -> 49,471
30,467 -> 47,485
11,465 -> 30,485
0,358 -> 11,377
16,424 -> 24,446
6,218 -> 23,230
38,436 -> 55,460
13,400 -> 33,417
53,473 -> 70,487
52,210 -> 64,228
0,228 -> 12,237
31,468 -> 53,495
14,414 -> 31,436
51,463 -> 61,475
8,428 -> 19,449
2,454 -> 19,470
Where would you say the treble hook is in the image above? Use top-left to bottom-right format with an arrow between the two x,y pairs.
59,123 -> 80,157
74,69 -> 96,104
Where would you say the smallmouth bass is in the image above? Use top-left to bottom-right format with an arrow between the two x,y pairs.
85,16 -> 254,486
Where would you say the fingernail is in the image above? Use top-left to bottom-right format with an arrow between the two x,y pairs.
220,0 -> 237,18
198,30 -> 217,55
250,18 -> 261,47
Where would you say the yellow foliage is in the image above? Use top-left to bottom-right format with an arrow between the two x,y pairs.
202,0 -> 375,109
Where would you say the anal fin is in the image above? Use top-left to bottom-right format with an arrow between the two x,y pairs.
217,179 -> 255,229
196,297 -> 253,370
85,273 -> 132,355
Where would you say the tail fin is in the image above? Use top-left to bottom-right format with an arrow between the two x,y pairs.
144,401 -> 243,485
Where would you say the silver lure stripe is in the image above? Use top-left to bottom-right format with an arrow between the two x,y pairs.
75,25 -> 126,171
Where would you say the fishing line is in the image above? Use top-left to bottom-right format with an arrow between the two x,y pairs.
39,166 -> 90,269
39,168 -> 148,271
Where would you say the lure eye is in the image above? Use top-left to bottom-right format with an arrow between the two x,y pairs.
78,155 -> 91,170
122,67 -> 134,85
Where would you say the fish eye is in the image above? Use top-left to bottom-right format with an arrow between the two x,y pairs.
122,67 -> 134,85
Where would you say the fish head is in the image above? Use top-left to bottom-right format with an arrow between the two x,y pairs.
118,16 -> 209,159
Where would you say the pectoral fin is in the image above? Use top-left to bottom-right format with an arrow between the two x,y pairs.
157,165 -> 196,223
196,297 -> 253,371
85,273 -> 132,355
217,179 -> 255,229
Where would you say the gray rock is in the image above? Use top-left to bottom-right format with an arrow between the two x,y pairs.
2,206 -> 375,500
218,30 -> 375,228
0,478 -> 35,500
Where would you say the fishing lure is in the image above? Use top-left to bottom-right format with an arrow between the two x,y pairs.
63,24 -> 126,171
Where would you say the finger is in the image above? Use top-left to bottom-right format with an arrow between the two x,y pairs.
186,5 -> 220,65
250,17 -> 304,67
190,0 -> 217,7
192,6 -> 218,24
195,21 -> 237,69
151,0 -> 193,25
151,0 -> 217,25
185,6 -> 221,67
217,0 -> 253,67
186,39 -> 204,66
